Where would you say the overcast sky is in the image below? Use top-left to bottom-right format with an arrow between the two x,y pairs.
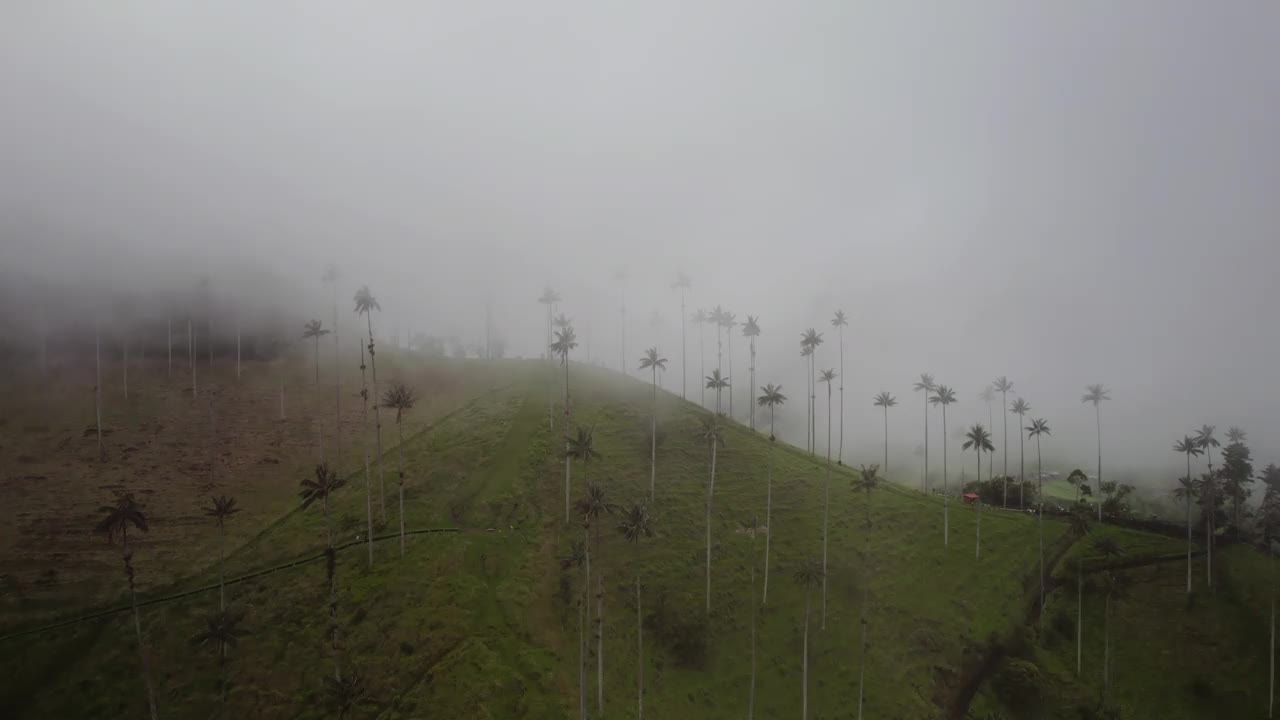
2,2 -> 1278,479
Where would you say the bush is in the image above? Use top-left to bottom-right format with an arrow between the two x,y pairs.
646,591 -> 708,668
994,658 -> 1043,713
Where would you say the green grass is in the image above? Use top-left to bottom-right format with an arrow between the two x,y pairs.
4,360 -> 1272,719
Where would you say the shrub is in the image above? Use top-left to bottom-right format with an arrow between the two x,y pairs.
994,658 -> 1044,713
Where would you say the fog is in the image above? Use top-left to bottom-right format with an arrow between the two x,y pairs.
2,2 -> 1278,483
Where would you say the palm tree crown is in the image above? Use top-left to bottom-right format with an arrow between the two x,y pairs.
618,504 -> 654,544
929,385 -> 957,407
979,386 -> 995,406
819,369 -> 836,385
697,414 -> 726,448
672,273 -> 692,292
96,492 -> 149,543
1174,435 -> 1205,460
853,464 -> 882,494
758,384 -> 787,408
575,483 -> 617,525
963,424 -> 995,454
993,376 -> 1014,395
638,347 -> 668,372
1081,383 -> 1110,406
202,495 -> 241,530
793,557 -> 825,588
1011,398 -> 1031,418
551,327 -> 579,362
554,312 -> 572,329
742,315 -> 760,338
381,382 -> 417,422
873,392 -> 897,409
831,310 -> 848,329
352,286 -> 381,316
537,287 -> 561,306
299,463 -> 346,509
1027,418 -> 1050,438
566,426 -> 602,463
1195,424 -> 1220,453
705,369 -> 730,392
303,320 -> 330,341
913,373 -> 936,394
800,328 -> 824,351
190,607 -> 246,653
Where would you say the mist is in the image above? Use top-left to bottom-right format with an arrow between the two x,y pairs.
3,1 -> 1278,483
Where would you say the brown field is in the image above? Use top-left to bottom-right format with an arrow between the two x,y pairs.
0,345 -> 515,631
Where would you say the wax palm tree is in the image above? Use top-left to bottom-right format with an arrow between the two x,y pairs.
801,344 -> 814,451
1196,424 -> 1221,472
742,316 -> 761,430
554,312 -> 572,330
1098,570 -> 1131,699
873,392 -> 896,475
1174,435 -> 1204,594
537,286 -> 561,425
913,374 -> 936,492
705,369 -> 729,417
559,539 -> 590,720
692,309 -> 708,408
618,503 -> 654,720
1027,418 -> 1051,623
722,311 -> 738,418
191,606 -> 247,699
672,273 -> 691,400
832,310 -> 849,464
819,368 -> 837,627
1068,508 -> 1091,675
300,462 -> 345,548
1082,384 -> 1110,521
564,425 -> 601,523
576,483 -> 618,718
97,492 -> 158,719
1010,398 -> 1031,509
993,376 -> 1014,496
979,386 -> 996,482
303,320 -> 330,385
963,424 -> 995,559
698,414 -> 726,613
852,464 -> 881,720
382,383 -> 417,556
201,495 -> 241,611
929,384 -> 957,545
801,329 -> 824,453
551,325 -> 579,409
1227,426 -> 1247,444
639,348 -> 667,503
354,286 -> 387,522
757,383 -> 786,604
794,558 -> 825,720
1195,468 -> 1221,590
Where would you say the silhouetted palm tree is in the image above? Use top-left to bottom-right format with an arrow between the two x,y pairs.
323,265 -> 342,466
303,320 -> 330,384
698,414 -> 726,613
819,367 -> 836,628
202,495 -> 241,611
672,273 -> 691,399
1068,509 -> 1091,675
559,539 -> 590,720
742,316 -> 761,430
832,310 -> 849,464
705,369 -> 729,417
794,557 -> 824,720
1174,435 -> 1204,594
382,383 -> 417,556
913,374 -> 936,492
538,286 -> 561,426
1197,424 -> 1221,473
692,308 -> 708,408
1098,570 -> 1131,699
96,492 -> 158,720
757,384 -> 786,604
354,286 -> 386,522
551,325 -> 579,411
1010,398 -> 1031,508
801,344 -> 814,451
191,606 -> 246,697
639,348 -> 667,502
618,503 -> 654,720
801,329 -> 824,454
873,392 -> 897,476
1082,384 -> 1110,521
739,514 -> 761,719
852,464 -> 881,720
1195,467 -> 1221,590
300,462 -> 346,550
978,386 -> 996,481
1027,417 -> 1051,624
929,384 -> 957,545
722,311 -> 738,418
95,324 -> 104,457
576,483 -> 618,718
564,425 -> 601,525
963,424 -> 995,559
993,376 -> 1014,494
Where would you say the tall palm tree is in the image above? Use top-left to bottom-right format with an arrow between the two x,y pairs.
819,368 -> 836,628
801,344 -> 814,451
722,311 -> 737,418
382,383 -> 417,556
190,606 -> 246,701
1226,426 -> 1247,444
801,329 -> 824,454
993,376 -> 1014,495
913,374 -> 936,493
698,414 -> 726,613
963,424 -> 995,560
1098,569 -> 1131,699
757,384 -> 786,605
832,310 -> 848,464
300,462 -> 346,550
692,309 -> 708,409
354,286 -> 386,522
739,514 -> 761,719
565,427 -> 600,524
1010,398 -> 1031,509
872,392 -> 897,475
638,348 -> 667,502
575,483 -> 617,719
559,540 -> 589,720
1082,383 -> 1110,521
96,492 -> 159,720
742,316 -> 761,430
672,273 -> 691,400
618,503 -> 654,720
1196,424 -> 1221,588
1027,418 -> 1051,624
323,265 -> 342,466
929,385 -> 957,546
794,557 -> 824,720
551,326 -> 579,412
201,495 -> 241,611
978,386 -> 996,482
852,464 -> 881,720
1068,509 -> 1091,675
1174,435 -> 1205,594
303,320 -> 330,384
537,286 -> 561,427
705,369 -> 729,417
1196,424 -> 1221,473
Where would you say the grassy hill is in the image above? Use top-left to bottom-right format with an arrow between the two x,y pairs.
2,359 -> 1274,719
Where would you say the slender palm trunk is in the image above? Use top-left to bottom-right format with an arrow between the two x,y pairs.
821,383 -> 831,629
364,452 -> 373,567
1001,390 -> 1008,500
922,394 -> 929,493
698,324 -> 705,409
838,326 -> 844,464
727,330 -> 734,419
748,531 -> 757,720
715,326 -> 723,414
810,354 -> 817,455
565,452 -> 572,524
706,434 -> 718,613
582,523 -> 591,720
882,406 -> 889,475
942,406 -> 949,546
333,284 -> 341,475
547,305 -> 554,429
1018,417 -> 1026,509
650,366 -> 657,503
986,401 -> 993,481
579,588 -> 587,720
1076,557 -> 1083,675
1185,453 -> 1193,594
167,318 -> 172,377
748,337 -> 756,430
1095,404 -> 1103,522
95,329 -> 103,457
620,287 -> 626,378
636,574 -> 644,720
976,452 -> 982,560
122,337 -> 128,401
801,589 -> 811,720
189,319 -> 196,400
121,533 -> 159,720
858,487 -> 872,720
1270,539 -> 1275,719
763,409 -> 775,605
1037,436 -> 1044,628
680,289 -> 687,400
1104,592 -> 1111,698
397,421 -> 406,557
596,524 -> 604,720
366,316 -> 386,527
217,523 -> 227,611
